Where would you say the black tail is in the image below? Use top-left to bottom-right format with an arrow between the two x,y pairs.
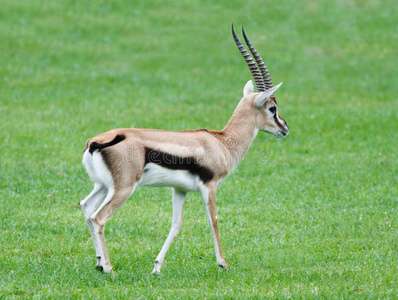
89,134 -> 126,154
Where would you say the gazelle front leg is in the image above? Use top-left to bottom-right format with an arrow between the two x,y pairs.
152,188 -> 186,274
199,182 -> 228,270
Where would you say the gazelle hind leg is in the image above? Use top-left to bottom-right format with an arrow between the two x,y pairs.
152,188 -> 186,274
91,183 -> 138,273
80,183 -> 108,266
199,182 -> 228,270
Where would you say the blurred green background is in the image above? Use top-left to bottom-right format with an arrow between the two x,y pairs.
1,0 -> 397,298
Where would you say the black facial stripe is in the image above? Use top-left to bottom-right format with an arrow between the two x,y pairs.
144,147 -> 214,183
273,114 -> 286,130
273,114 -> 281,126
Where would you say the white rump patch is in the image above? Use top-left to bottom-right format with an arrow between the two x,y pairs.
82,149 -> 113,188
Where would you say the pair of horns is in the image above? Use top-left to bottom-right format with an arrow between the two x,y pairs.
232,24 -> 273,93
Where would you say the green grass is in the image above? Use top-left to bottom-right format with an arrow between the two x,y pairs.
1,0 -> 397,298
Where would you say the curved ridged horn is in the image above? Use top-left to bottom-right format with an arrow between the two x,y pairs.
242,26 -> 273,89
232,24 -> 266,92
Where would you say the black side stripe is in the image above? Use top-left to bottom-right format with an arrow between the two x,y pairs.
144,147 -> 214,183
89,134 -> 126,154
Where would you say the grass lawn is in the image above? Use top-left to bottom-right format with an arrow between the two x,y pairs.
1,0 -> 397,298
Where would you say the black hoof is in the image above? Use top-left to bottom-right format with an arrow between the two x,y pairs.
218,264 -> 229,270
96,265 -> 104,272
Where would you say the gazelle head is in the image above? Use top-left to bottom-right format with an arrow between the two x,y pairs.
233,25 -> 289,138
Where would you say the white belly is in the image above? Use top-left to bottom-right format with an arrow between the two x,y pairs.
138,163 -> 199,192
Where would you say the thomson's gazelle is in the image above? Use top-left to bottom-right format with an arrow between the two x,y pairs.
80,25 -> 289,274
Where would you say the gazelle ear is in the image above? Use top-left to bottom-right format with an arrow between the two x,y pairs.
255,82 -> 283,109
243,80 -> 254,96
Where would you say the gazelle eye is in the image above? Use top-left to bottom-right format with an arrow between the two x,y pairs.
269,106 -> 276,114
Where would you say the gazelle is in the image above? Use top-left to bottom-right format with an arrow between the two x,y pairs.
80,25 -> 289,274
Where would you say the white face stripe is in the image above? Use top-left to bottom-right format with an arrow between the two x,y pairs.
276,113 -> 286,127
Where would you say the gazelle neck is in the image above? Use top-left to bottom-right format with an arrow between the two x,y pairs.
221,98 -> 259,167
